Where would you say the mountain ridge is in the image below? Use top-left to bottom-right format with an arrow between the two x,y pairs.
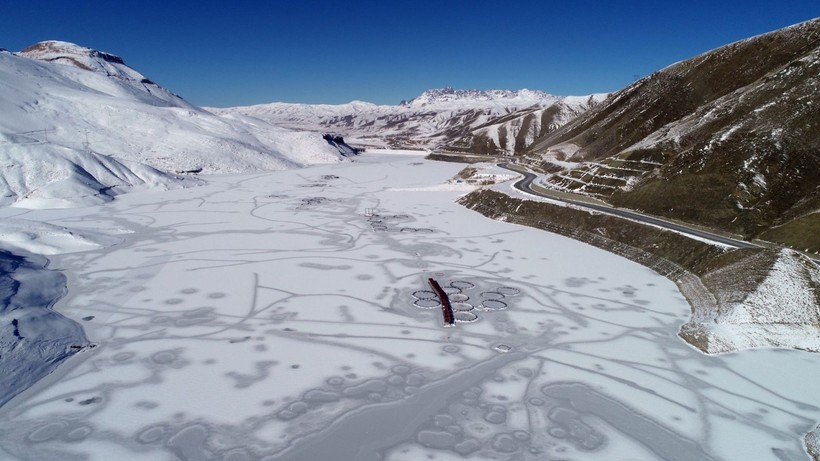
399,87 -> 556,107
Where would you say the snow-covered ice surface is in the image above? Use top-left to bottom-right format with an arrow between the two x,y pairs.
0,153 -> 819,460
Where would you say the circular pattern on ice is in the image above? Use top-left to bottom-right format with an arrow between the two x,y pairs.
412,290 -> 437,300
151,351 -> 177,364
442,286 -> 461,295
136,426 -> 166,444
451,302 -> 474,312
409,278 -> 523,323
449,293 -> 469,302
413,298 -> 441,309
481,299 -> 508,311
481,291 -> 505,300
454,311 -> 478,323
27,422 -> 68,443
496,286 -> 520,296
450,280 -> 475,290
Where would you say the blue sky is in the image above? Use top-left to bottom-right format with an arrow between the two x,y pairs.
2,1 -> 817,106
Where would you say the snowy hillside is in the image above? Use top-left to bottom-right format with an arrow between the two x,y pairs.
17,41 -> 195,109
451,95 -> 606,155
211,88 -> 606,153
0,141 -> 195,208
681,249 -> 820,353
0,42 -> 348,207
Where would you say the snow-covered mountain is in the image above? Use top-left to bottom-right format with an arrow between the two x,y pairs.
399,87 -> 555,107
17,41 -> 195,109
448,95 -> 606,155
0,41 -> 348,208
211,88 -> 606,154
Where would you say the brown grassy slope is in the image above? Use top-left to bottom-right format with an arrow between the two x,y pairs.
758,212 -> 820,253
527,18 -> 820,243
609,47 -> 820,239
529,18 -> 820,161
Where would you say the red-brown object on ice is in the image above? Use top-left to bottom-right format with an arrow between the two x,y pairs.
428,278 -> 455,327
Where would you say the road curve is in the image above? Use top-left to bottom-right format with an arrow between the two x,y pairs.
498,163 -> 760,250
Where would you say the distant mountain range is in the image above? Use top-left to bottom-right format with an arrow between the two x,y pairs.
211,88 -> 607,154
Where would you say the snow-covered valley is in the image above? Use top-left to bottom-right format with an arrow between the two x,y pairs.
1,152 -> 819,460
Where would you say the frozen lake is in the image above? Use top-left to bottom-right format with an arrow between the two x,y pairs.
0,153 -> 818,460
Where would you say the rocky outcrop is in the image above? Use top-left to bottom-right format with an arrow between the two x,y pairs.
807,425 -> 820,461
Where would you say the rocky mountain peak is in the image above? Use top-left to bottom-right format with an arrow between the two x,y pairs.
20,40 -> 126,69
13,40 -> 193,107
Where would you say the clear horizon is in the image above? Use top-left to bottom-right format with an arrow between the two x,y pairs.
2,0 -> 818,107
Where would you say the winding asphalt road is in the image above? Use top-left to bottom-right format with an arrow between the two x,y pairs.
498,163 -> 760,250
